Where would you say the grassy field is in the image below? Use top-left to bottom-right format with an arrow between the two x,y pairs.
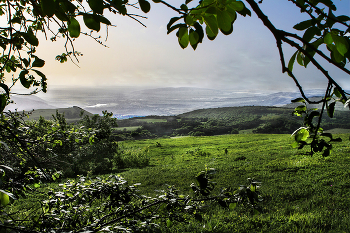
6,134 -> 350,232
116,134 -> 350,232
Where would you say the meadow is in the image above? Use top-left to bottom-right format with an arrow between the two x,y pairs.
115,134 -> 350,232
6,133 -> 349,232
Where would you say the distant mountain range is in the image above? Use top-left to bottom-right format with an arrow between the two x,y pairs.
5,87 -> 348,117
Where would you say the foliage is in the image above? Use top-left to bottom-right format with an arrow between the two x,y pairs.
0,0 -> 349,232
0,166 -> 263,232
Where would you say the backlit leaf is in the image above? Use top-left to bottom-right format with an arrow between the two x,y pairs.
83,14 -> 101,31
288,51 -> 298,75
295,128 -> 309,142
331,34 -> 349,56
217,10 -> 231,33
203,14 -> 218,36
68,18 -> 80,38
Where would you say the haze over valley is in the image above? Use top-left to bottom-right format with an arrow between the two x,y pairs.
6,87 -> 342,118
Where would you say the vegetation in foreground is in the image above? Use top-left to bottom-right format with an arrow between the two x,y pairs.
2,133 -> 350,232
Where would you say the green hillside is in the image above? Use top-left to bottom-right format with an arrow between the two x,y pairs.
114,106 -> 350,140
25,106 -> 94,123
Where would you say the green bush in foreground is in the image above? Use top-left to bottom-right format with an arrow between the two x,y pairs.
0,167 -> 262,232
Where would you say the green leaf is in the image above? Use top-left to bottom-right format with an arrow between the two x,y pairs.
19,70 -> 30,88
95,15 -> 111,25
333,87 -> 342,98
331,34 -> 349,56
178,28 -> 189,49
139,0 -> 151,13
288,51 -> 298,75
329,44 -> 344,63
206,25 -> 216,40
0,190 -> 10,206
68,18 -> 80,38
185,14 -> 194,26
167,23 -> 186,35
32,56 -> 45,67
166,219 -> 172,228
189,29 -> 199,50
167,17 -> 182,31
41,0 -> 55,17
217,10 -> 232,33
229,1 -> 244,11
229,202 -> 237,210
83,14 -> 101,31
88,0 -> 104,14
303,27 -> 320,42
203,14 -> 218,37
193,22 -> 204,43
296,51 -> 304,66
293,19 -> 316,31
327,102 -> 335,118
21,28 -> 39,46
295,128 -> 309,142
324,33 -> 333,46
291,98 -> 306,103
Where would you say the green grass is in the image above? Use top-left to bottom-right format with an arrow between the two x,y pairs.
116,134 -> 350,232
5,134 -> 350,232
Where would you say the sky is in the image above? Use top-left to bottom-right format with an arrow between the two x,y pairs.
28,0 -> 350,93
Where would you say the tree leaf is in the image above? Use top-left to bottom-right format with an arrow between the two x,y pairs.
19,70 -> 30,88
83,14 -> 101,31
41,0 -> 55,17
185,14 -> 194,26
167,23 -> 186,35
293,19 -> 316,31
337,15 -> 350,22
217,10 -> 232,33
295,128 -> 309,142
189,29 -> 199,50
167,17 -> 182,31
333,87 -> 342,98
68,17 -> 80,38
21,28 -> 39,46
229,1 -> 244,11
0,190 -> 10,206
291,98 -> 305,103
203,14 -> 218,37
327,102 -> 335,118
288,51 -> 298,75
139,0 -> 151,13
178,28 -> 189,49
331,34 -> 349,56
303,27 -> 320,42
32,56 -> 45,67
0,83 -> 9,97
88,0 -> 104,14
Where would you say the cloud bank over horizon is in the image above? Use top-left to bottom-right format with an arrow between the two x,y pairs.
13,0 -> 349,93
